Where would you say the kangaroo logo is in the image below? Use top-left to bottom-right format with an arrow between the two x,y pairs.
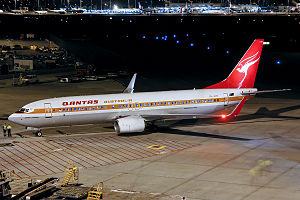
236,51 -> 260,88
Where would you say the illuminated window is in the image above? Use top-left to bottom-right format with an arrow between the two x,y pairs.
140,104 -> 142,107
70,108 -> 73,111
67,108 -> 69,111
53,109 -> 55,112
112,106 -> 114,108
175,102 -> 177,104
89,107 -> 91,110
85,107 -> 88,110
178,101 -> 181,104
144,103 -> 147,106
151,103 -> 153,106
104,106 -> 107,109
119,105 -> 122,108
182,101 -> 184,104
171,102 -> 174,104
192,101 -> 194,103
126,105 -> 128,108
63,109 -> 65,111
186,101 -> 188,104
168,102 -> 170,105
93,107 -> 95,109
136,104 -> 139,107
97,106 -> 100,109
101,106 -> 103,109
129,104 -> 132,107
81,108 -> 84,110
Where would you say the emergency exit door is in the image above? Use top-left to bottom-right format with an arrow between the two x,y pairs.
44,103 -> 53,118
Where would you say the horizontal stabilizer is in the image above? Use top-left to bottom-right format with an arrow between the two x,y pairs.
242,89 -> 291,95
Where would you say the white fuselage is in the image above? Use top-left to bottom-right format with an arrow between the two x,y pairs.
8,88 -> 256,128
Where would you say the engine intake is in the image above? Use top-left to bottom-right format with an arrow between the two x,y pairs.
114,116 -> 146,134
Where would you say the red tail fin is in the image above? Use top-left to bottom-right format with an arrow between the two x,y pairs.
205,39 -> 264,89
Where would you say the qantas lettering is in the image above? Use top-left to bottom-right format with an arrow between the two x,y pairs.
62,100 -> 99,106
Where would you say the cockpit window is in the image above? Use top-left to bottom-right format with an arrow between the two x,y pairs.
15,108 -> 30,113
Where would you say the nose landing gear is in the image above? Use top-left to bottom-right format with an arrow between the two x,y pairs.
26,127 -> 42,137
35,131 -> 42,137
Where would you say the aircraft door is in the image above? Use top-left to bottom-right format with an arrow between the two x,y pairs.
44,103 -> 53,118
223,93 -> 229,106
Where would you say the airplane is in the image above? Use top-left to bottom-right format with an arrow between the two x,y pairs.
8,39 -> 290,137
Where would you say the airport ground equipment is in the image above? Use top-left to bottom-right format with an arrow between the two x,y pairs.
12,73 -> 39,86
87,182 -> 103,200
61,160 -> 79,186
11,177 -> 57,200
0,169 -> 14,200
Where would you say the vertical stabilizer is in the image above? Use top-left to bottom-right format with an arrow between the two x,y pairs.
205,39 -> 264,89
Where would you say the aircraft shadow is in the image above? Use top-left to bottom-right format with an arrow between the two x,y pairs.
159,127 -> 252,141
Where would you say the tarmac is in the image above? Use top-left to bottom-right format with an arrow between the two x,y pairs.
1,74 -> 300,200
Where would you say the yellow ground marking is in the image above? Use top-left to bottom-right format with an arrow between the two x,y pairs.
249,160 -> 273,176
147,145 -> 166,150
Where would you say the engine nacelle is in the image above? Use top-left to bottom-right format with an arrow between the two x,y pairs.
114,116 -> 146,134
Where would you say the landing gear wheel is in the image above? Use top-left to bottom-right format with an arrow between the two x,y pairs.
36,131 -> 42,137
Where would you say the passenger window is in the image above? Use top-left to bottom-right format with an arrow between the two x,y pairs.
59,109 -> 61,112
70,108 -> 73,111
85,107 -> 88,110
63,109 -> 65,111
97,106 -> 99,109
93,107 -> 95,110
101,106 -> 103,109
104,106 -> 107,109
140,104 -> 142,107
53,109 -> 55,112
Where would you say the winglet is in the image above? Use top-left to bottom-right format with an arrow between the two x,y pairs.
123,73 -> 137,93
226,97 -> 247,118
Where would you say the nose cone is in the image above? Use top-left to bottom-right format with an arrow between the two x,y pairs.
8,114 -> 16,123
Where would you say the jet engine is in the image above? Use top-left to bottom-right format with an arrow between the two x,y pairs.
114,116 -> 146,134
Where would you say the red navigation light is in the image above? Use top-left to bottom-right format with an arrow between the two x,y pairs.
221,114 -> 226,119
